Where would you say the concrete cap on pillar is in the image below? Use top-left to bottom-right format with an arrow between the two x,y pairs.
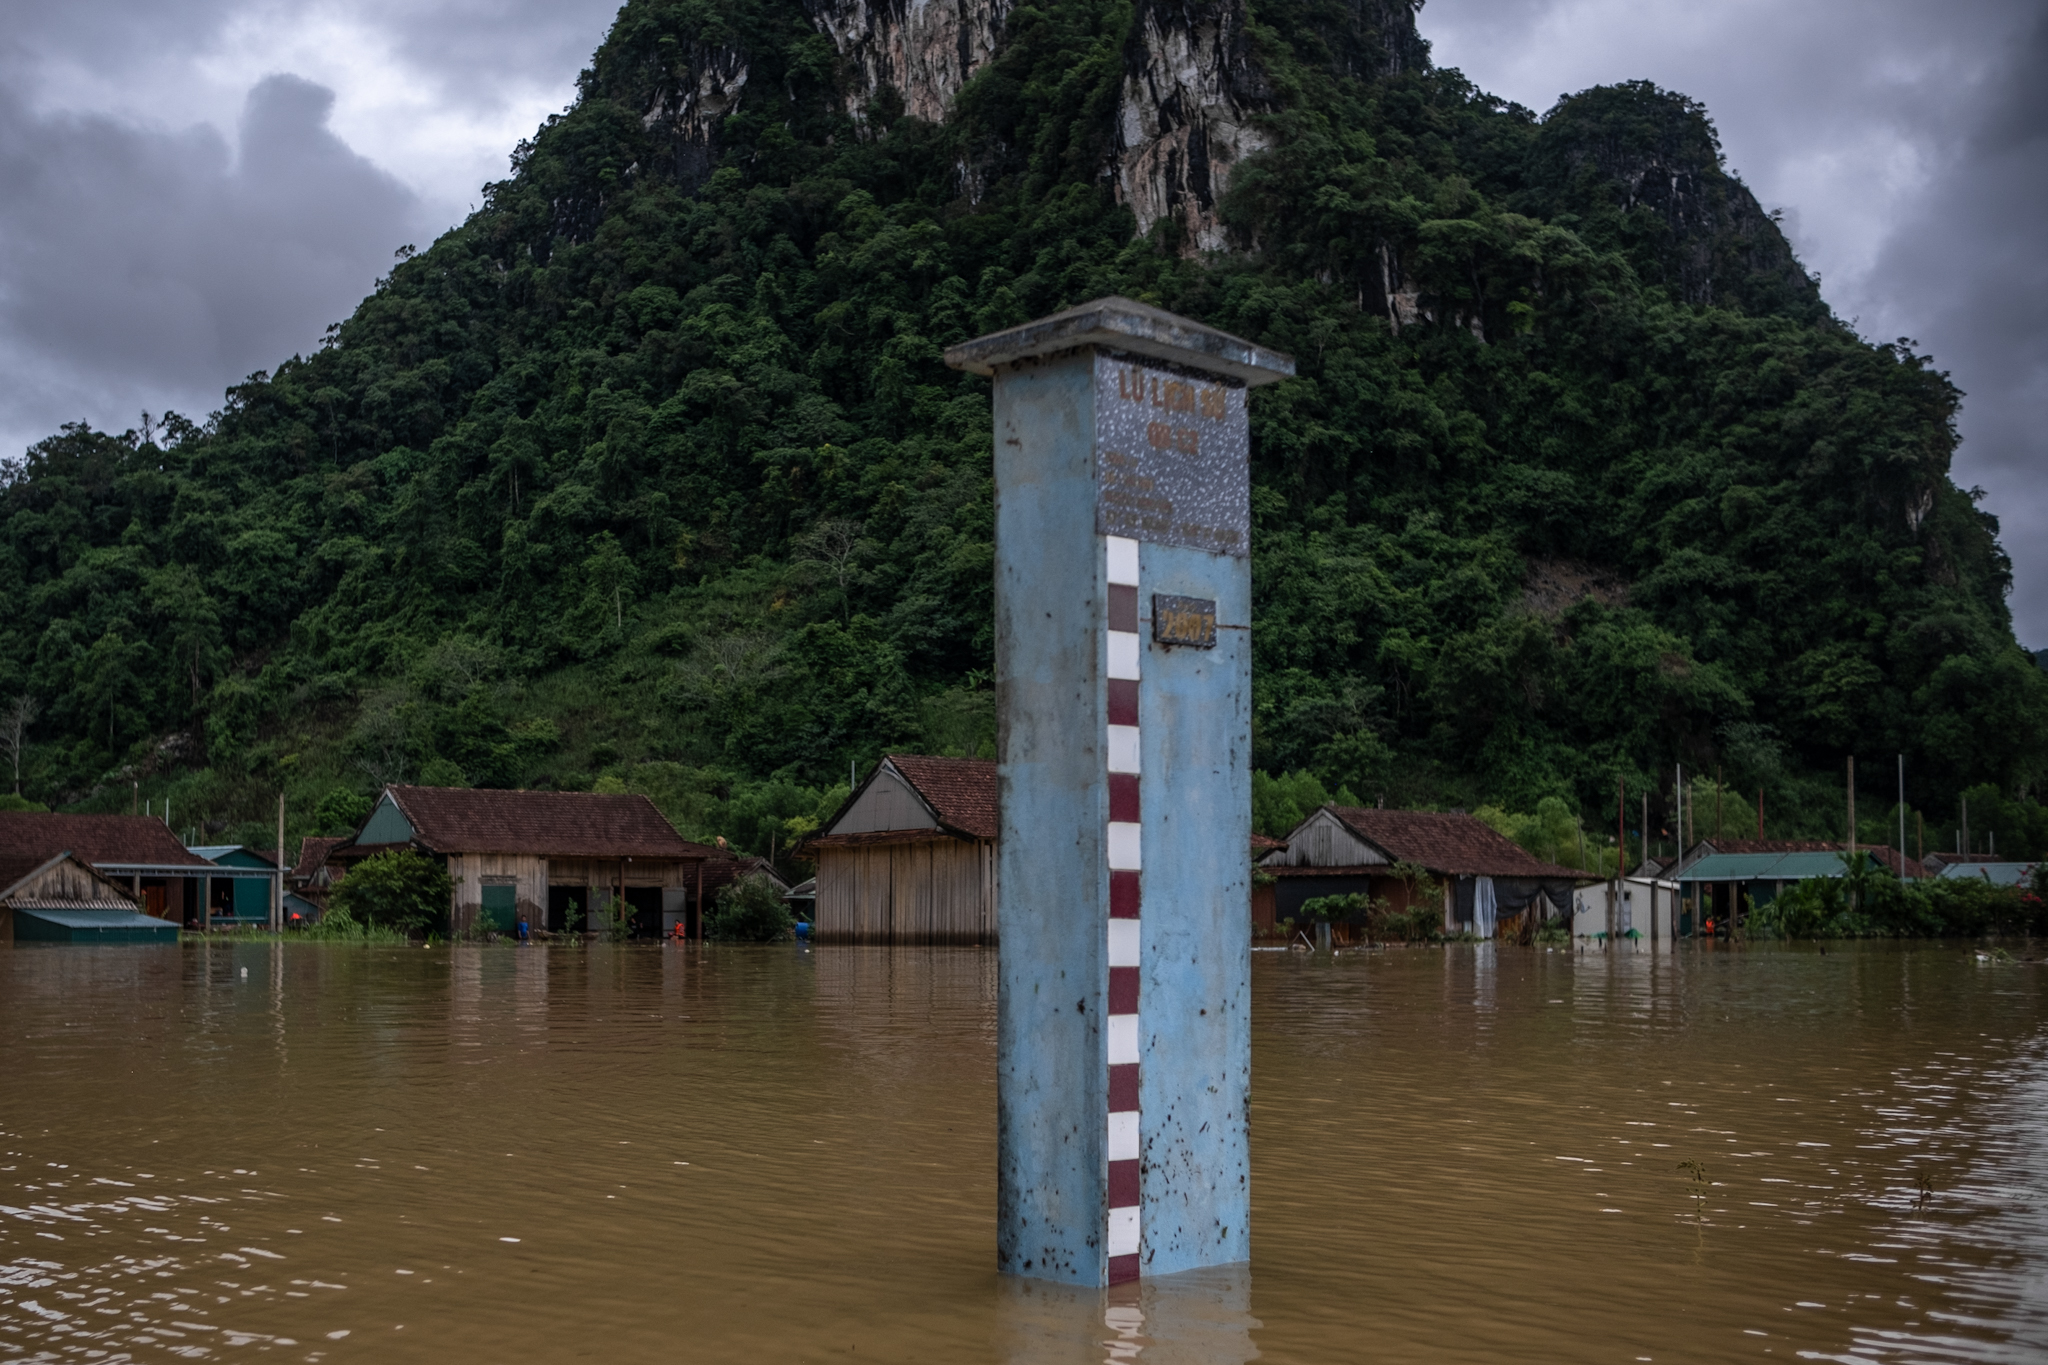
944,296 -> 1295,387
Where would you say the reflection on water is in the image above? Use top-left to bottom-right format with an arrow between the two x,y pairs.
1,940 -> 2044,1362
996,1267 -> 1257,1364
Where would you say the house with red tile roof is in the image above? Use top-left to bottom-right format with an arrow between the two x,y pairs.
327,785 -> 726,936
1260,806 -> 1592,938
0,811 -> 226,927
804,755 -> 999,943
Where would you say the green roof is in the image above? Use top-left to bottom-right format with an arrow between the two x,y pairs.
13,908 -> 179,943
1678,851 -> 1869,882
1934,862 -> 2035,887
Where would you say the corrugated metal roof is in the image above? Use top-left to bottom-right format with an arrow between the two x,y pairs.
16,908 -> 176,930
12,898 -> 140,912
1934,861 -> 2035,886
1678,851 -> 1869,882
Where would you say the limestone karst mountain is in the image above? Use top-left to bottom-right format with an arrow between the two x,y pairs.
3,0 -> 2042,854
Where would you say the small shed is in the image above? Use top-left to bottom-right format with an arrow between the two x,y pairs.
1,850 -> 176,944
1261,806 -> 1589,938
805,756 -> 998,944
0,812 -> 221,927
329,785 -> 721,936
1571,877 -> 1680,941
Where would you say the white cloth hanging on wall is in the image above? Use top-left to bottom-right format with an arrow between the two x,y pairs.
1473,876 -> 1497,939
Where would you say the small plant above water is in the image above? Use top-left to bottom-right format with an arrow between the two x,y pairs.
1678,1160 -> 1711,1218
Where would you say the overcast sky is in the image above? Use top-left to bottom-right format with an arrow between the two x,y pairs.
0,0 -> 2041,645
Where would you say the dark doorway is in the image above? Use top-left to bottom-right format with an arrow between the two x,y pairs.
547,885 -> 583,933
625,886 -> 662,938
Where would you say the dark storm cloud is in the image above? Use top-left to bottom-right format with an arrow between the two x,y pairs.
0,0 -> 619,460
1864,10 -> 2048,640
0,73 -> 422,439
1421,0 -> 2048,646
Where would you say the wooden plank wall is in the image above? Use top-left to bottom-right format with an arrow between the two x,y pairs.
1265,809 -> 1388,868
815,838 -> 996,944
448,853 -> 547,932
16,858 -> 130,905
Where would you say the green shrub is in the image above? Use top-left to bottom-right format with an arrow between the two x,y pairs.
706,872 -> 793,943
1751,859 -> 2043,940
295,904 -> 412,944
328,849 -> 450,935
1298,889 -> 1444,942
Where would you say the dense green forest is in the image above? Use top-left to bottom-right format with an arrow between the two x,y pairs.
3,0 -> 2045,870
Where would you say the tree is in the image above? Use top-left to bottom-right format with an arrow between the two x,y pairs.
146,565 -> 225,708
314,787 -> 374,836
328,849 -> 451,934
581,532 -> 639,636
706,872 -> 793,942
793,519 -> 876,622
1,693 -> 36,796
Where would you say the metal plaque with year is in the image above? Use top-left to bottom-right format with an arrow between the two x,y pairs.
1152,594 -> 1217,648
1094,351 -> 1250,557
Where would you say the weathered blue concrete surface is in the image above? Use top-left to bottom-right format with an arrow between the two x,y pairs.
1134,537 -> 1252,1275
989,350 -> 1108,1284
957,298 -> 1290,1287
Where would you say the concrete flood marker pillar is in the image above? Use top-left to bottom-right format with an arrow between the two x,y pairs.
947,299 -> 1294,1287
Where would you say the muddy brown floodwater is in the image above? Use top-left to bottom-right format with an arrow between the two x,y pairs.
3,941 -> 2045,1363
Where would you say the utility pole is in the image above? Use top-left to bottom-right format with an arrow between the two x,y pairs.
1847,755 -> 1856,862
1962,794 -> 1970,857
1641,793 -> 1649,871
1896,755 -> 1906,874
1846,754 -> 1858,914
275,792 -> 286,932
1675,763 -> 1684,862
1757,788 -> 1764,840
1715,766 -> 1723,842
1614,776 -> 1625,940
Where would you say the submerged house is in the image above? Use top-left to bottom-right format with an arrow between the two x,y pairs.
0,812 -> 236,928
188,845 -> 284,925
0,850 -> 176,944
805,756 -> 998,944
1928,858 -> 2038,888
1672,840 -> 1925,929
1260,807 -> 1588,937
327,786 -> 723,936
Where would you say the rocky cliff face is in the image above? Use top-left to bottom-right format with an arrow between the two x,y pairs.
807,0 -> 1013,124
1112,0 -> 1274,251
640,41 -> 750,188
640,0 -> 1427,250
